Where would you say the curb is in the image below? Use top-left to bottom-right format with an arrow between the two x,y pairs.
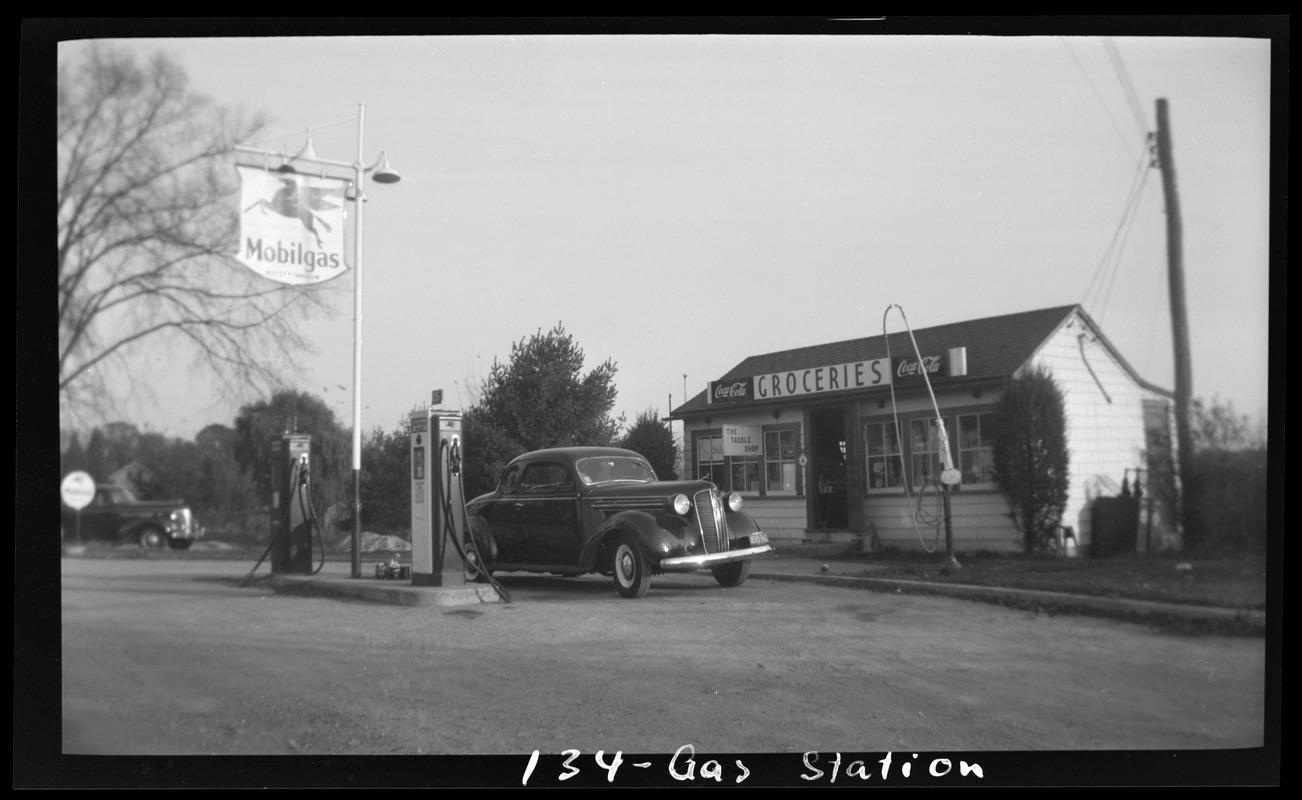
750,568 -> 1266,632
261,574 -> 503,607
242,556 -> 1263,632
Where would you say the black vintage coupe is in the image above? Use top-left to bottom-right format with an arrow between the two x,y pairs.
463,447 -> 772,598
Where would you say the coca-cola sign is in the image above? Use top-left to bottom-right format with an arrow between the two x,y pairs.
709,379 -> 754,403
892,354 -> 946,381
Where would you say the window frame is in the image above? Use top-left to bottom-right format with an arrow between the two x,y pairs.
861,405 -> 998,494
956,411 -> 996,489
693,431 -> 727,487
692,423 -> 803,498
762,424 -> 801,497
862,419 -> 906,494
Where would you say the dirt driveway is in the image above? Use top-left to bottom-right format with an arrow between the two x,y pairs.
58,557 -> 1269,785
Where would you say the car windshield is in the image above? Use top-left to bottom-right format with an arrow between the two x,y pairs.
575,456 -> 657,485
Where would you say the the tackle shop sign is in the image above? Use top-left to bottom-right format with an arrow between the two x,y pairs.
236,165 -> 348,285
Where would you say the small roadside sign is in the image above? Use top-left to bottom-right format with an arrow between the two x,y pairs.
61,471 -> 96,510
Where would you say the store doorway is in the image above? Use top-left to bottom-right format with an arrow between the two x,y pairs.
809,406 -> 849,530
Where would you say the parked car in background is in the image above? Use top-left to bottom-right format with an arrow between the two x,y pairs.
60,483 -> 204,550
464,447 -> 772,598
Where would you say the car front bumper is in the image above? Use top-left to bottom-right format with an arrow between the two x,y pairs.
657,543 -> 774,571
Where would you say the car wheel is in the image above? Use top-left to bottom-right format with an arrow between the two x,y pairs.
166,538 -> 193,551
611,533 -> 651,599
712,559 -> 752,588
138,527 -> 166,549
463,538 -> 493,583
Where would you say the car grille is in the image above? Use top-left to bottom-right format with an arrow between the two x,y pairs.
693,489 -> 730,554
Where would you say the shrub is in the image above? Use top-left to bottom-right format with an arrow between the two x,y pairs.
991,365 -> 1071,554
1189,448 -> 1267,554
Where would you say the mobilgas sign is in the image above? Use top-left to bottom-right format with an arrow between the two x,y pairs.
236,165 -> 348,285
710,359 -> 892,404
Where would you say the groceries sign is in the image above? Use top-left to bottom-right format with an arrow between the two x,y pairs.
710,359 -> 891,403
709,351 -> 960,404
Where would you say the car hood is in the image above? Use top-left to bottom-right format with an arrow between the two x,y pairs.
116,501 -> 190,511
584,480 -> 717,499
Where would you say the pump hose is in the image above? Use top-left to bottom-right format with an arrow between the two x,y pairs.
296,468 -> 326,577
440,439 -> 513,603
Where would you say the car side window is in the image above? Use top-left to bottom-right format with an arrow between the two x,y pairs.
519,463 -> 573,494
497,465 -> 522,495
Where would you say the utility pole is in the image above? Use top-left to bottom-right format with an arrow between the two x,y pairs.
1154,98 -> 1197,550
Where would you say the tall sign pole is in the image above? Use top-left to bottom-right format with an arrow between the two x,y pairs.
234,104 -> 401,576
351,103 -> 367,578
1154,98 -> 1197,550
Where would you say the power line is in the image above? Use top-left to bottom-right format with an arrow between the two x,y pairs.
1103,37 -> 1150,140
1082,154 -> 1154,322
1059,37 -> 1139,161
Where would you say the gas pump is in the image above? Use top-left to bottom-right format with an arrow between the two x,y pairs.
409,407 -> 466,587
270,433 -> 316,574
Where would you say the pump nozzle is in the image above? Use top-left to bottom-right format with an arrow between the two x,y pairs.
449,436 -> 462,476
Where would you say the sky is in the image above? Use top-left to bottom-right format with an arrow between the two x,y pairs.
53,19 -> 1278,443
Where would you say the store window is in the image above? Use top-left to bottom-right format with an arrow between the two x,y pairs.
694,425 -> 801,497
765,428 -> 799,496
909,418 -> 948,488
695,434 -> 726,485
957,412 -> 995,486
863,421 -> 905,492
862,409 -> 995,493
730,457 -> 761,494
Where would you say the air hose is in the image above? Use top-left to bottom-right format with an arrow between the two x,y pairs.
883,304 -> 952,553
439,438 -> 512,603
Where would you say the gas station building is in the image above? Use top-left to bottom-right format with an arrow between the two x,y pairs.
669,305 -> 1179,555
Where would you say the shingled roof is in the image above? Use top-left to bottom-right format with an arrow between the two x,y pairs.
672,304 -> 1149,417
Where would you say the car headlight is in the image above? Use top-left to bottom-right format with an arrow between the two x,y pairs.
667,493 -> 691,515
725,492 -> 743,512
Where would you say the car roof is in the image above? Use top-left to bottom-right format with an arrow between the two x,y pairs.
507,446 -> 645,465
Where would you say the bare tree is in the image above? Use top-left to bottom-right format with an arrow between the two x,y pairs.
58,43 -> 334,427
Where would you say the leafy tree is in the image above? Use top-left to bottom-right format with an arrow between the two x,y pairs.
232,390 -> 350,526
1147,396 -> 1267,553
462,324 -> 625,499
1190,396 -> 1264,451
359,424 -> 415,536
80,423 -> 145,482
58,43 -> 330,429
82,428 -> 110,482
619,408 -> 678,480
62,432 -> 88,477
991,365 -> 1071,554
191,423 -> 260,533
461,406 -> 529,502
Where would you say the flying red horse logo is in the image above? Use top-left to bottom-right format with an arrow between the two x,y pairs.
244,177 -> 342,248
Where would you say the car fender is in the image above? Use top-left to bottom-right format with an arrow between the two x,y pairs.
583,509 -> 694,571
467,514 -> 499,562
117,515 -> 173,541
724,509 -> 761,538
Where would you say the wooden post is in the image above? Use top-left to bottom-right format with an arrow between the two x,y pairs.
1155,98 -> 1197,550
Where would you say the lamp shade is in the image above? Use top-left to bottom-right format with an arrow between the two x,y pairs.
371,152 -> 401,184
